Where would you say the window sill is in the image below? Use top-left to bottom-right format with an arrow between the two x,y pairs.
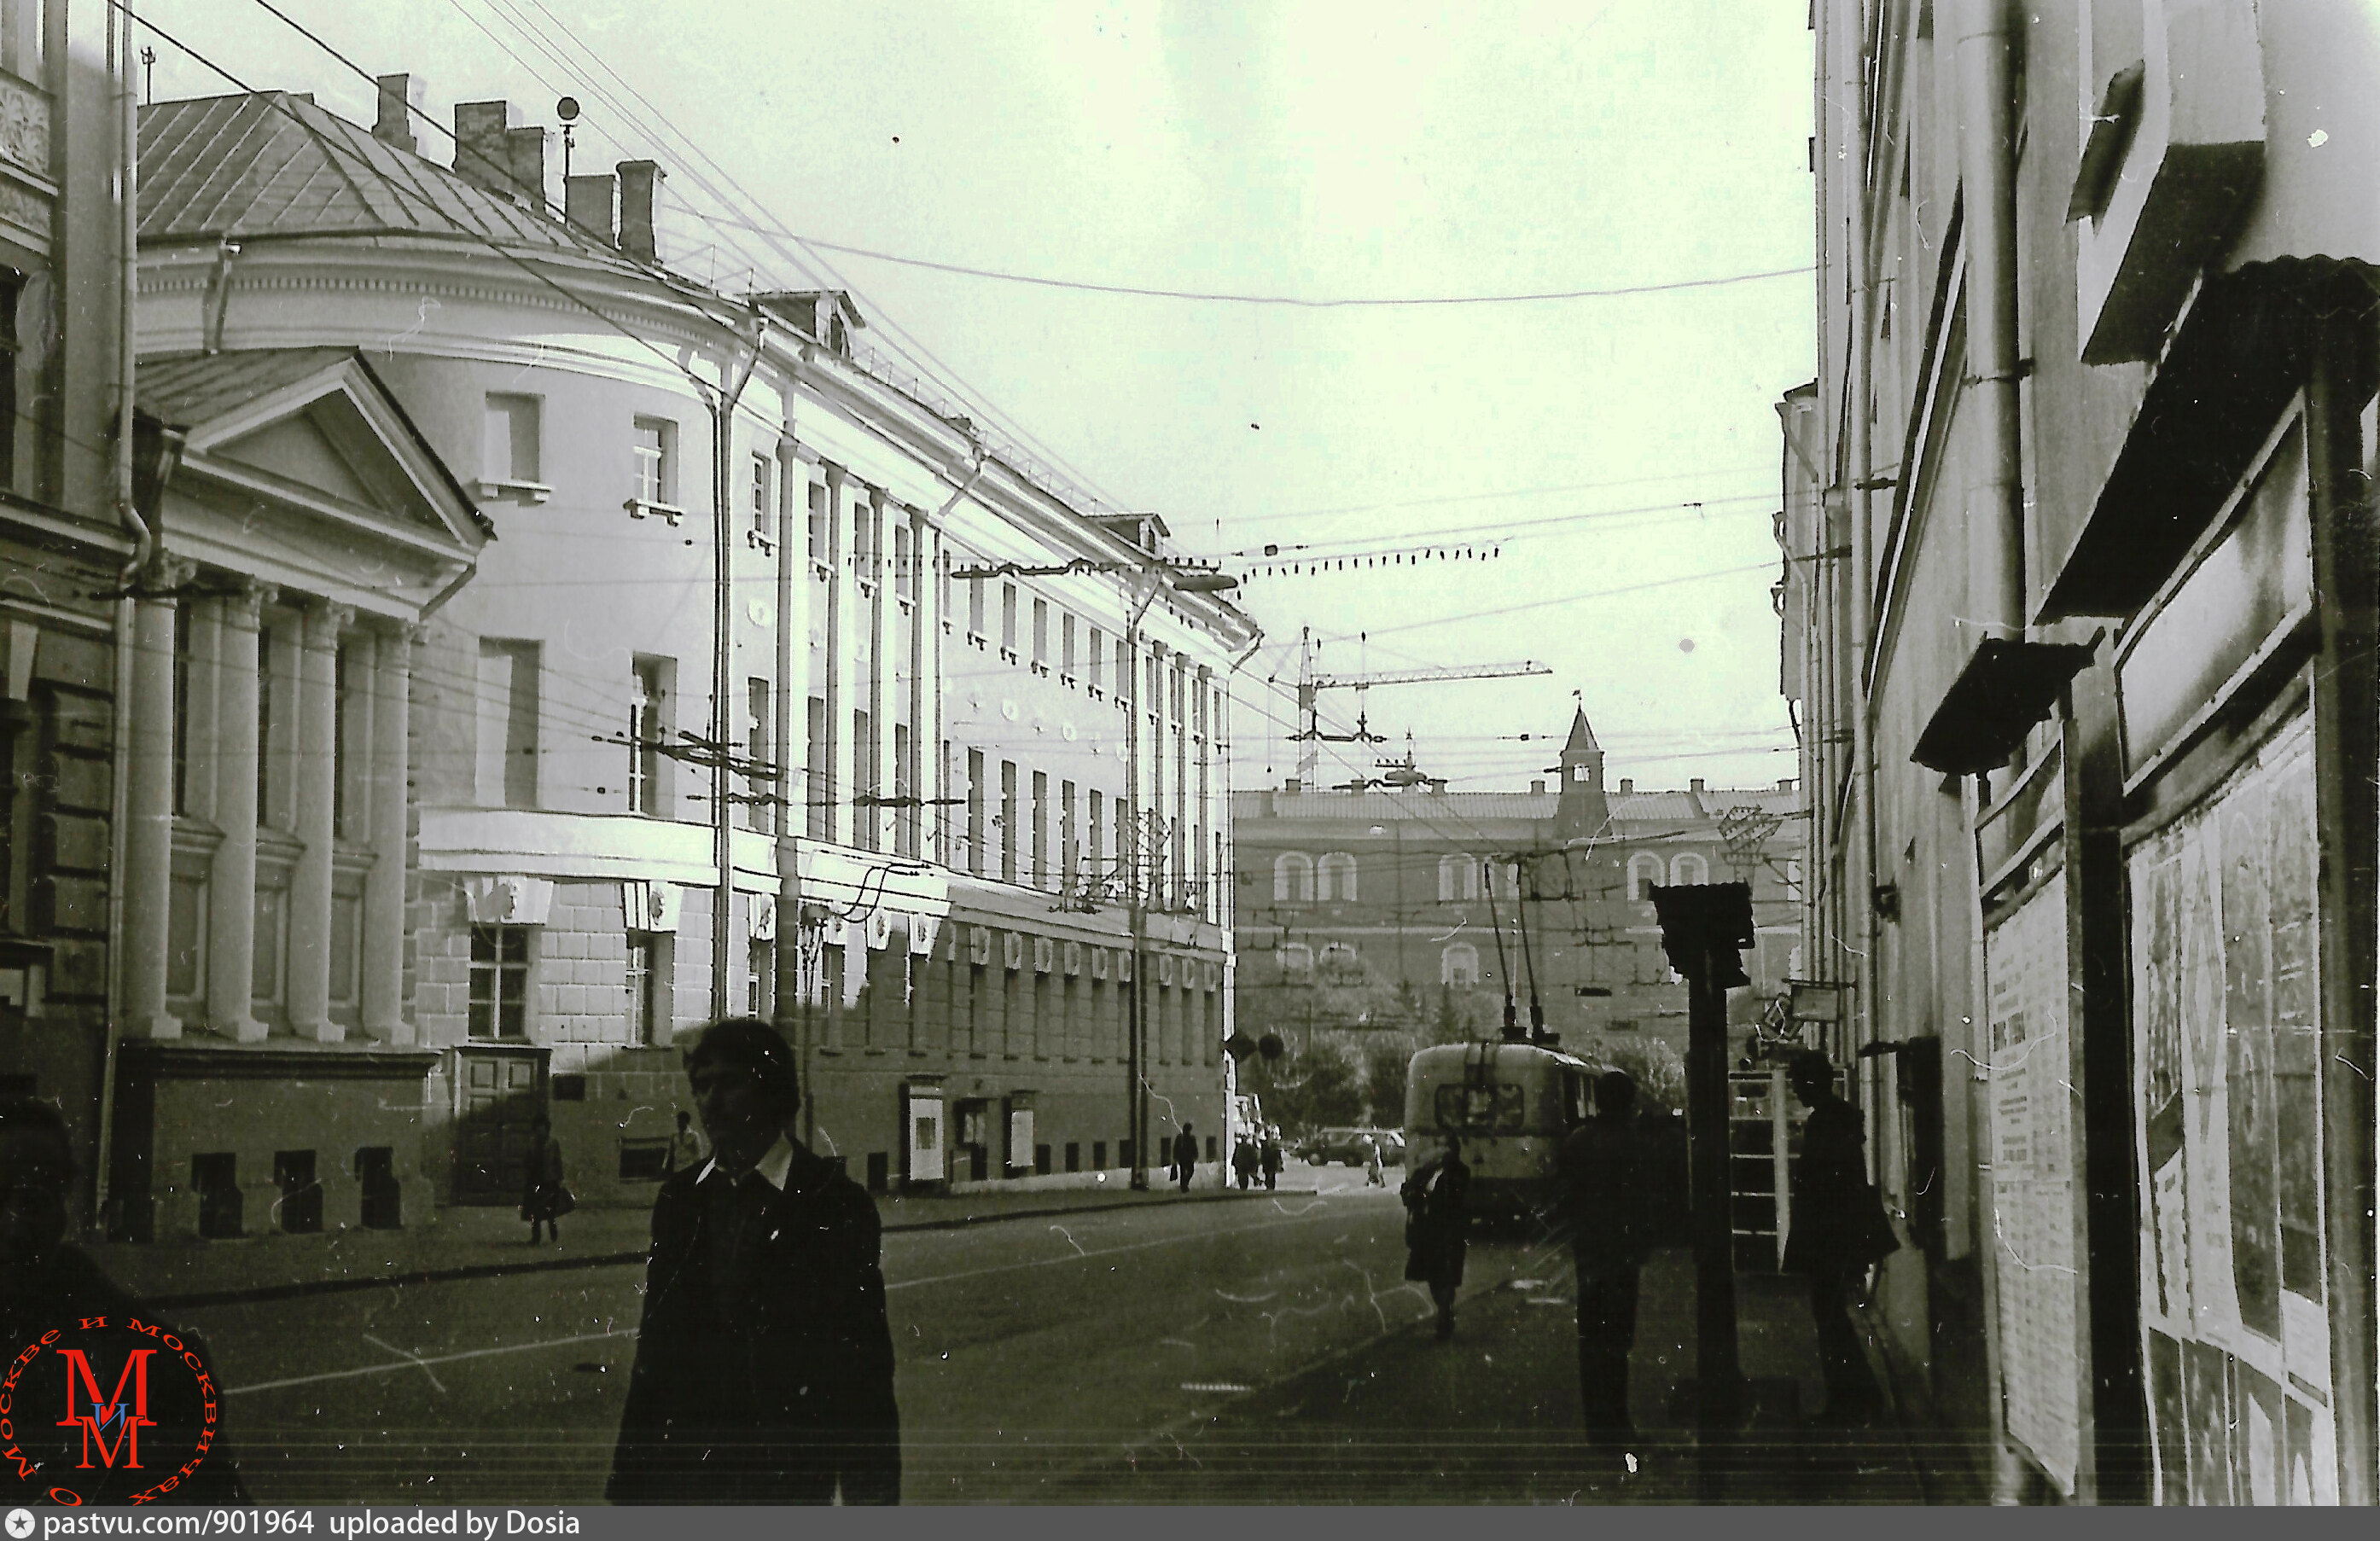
1030,661 -> 1050,677
477,479 -> 551,504
968,632 -> 988,651
812,561 -> 834,583
898,597 -> 914,619
857,580 -> 877,601
744,528 -> 776,557
625,498 -> 687,526
999,647 -> 1020,666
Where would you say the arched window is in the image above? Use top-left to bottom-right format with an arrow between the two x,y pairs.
1485,860 -> 1521,900
1273,851 -> 1313,903
1437,853 -> 1479,903
1279,942 -> 1314,974
1669,852 -> 1709,887
1441,941 -> 1481,988
1317,852 -> 1359,902
1627,852 -> 1664,901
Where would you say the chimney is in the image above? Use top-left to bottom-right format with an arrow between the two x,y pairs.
1427,779 -> 1448,796
566,172 -> 617,246
505,125 -> 550,212
1619,777 -> 1634,794
375,73 -> 423,153
1529,779 -> 1545,796
1690,777 -> 1706,794
1283,777 -> 1301,794
454,101 -> 511,193
617,160 -> 664,264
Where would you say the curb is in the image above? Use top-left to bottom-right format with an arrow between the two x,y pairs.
146,1184 -> 1315,1312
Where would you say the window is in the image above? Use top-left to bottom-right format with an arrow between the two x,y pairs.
468,924 -> 530,1039
807,482 -> 830,565
1437,852 -> 1480,903
853,708 -> 876,851
475,640 -> 539,808
852,495 -> 876,571
631,416 -> 675,506
745,677 -> 772,833
968,569 -> 986,637
748,937 -> 775,1020
1061,613 -> 1076,677
1279,942 -> 1313,974
966,748 -> 986,875
750,453 -> 773,536
999,759 -> 1018,882
1273,852 -> 1314,903
1031,770 -> 1049,887
806,695 -> 830,839
1086,626 -> 1103,690
1032,599 -> 1049,666
1434,1084 -> 1525,1134
894,722 -> 917,858
893,521 -> 914,600
1088,790 -> 1104,891
1442,942 -> 1481,988
1116,636 -> 1132,702
625,931 -> 659,1045
1000,584 -> 1018,654
630,658 -> 670,816
482,393 -> 542,490
1669,852 -> 1709,887
1317,852 -> 1358,902
1628,852 -> 1665,901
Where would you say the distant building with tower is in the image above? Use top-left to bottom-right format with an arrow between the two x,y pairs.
1229,701 -> 1801,1071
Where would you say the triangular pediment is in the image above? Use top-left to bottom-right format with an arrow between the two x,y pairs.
217,398 -> 402,518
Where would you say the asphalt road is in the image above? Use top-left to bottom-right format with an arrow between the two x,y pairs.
186,1160 -> 1562,1504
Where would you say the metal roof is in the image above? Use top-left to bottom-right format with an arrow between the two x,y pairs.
138,347 -> 360,427
140,92 -> 600,255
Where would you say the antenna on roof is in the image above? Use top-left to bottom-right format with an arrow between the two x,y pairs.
556,96 -> 580,179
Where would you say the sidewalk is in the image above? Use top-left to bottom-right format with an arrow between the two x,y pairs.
1053,1246 -> 1936,1503
87,1177 -> 1309,1311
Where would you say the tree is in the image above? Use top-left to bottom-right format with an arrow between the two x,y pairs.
1363,1041 -> 1411,1125
1591,1035 -> 1687,1117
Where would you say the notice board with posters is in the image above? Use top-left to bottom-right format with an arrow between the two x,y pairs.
1983,868 -> 2084,1496
2128,708 -> 2336,1505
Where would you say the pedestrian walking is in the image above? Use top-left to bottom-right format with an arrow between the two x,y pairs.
1,1096 -> 251,1504
660,1109 -> 707,1178
1232,1137 -> 1258,1190
1780,1050 -> 1895,1425
608,1017 -> 901,1503
521,1114 -> 572,1245
1171,1123 -> 1199,1193
1400,1136 -> 1472,1340
1362,1131 -> 1385,1187
1260,1130 -> 1284,1191
1557,1069 -> 1650,1451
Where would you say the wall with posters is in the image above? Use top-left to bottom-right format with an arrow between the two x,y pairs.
2128,710 -> 2336,1505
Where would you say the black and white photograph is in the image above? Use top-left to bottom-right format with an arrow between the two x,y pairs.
0,0 -> 2373,1510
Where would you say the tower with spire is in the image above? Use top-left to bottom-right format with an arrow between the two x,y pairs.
1554,694 -> 1610,844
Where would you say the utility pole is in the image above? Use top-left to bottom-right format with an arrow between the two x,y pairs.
1650,879 -> 1755,1433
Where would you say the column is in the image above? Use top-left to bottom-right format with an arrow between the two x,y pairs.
207,579 -> 275,1041
361,624 -> 415,1041
286,598 -> 352,1043
122,556 -> 196,1040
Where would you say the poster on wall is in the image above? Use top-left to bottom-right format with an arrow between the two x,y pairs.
1983,868 -> 2084,1496
2128,708 -> 2336,1505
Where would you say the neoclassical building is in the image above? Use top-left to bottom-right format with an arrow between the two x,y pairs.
1231,704 -> 1801,1068
115,78 -> 1252,1237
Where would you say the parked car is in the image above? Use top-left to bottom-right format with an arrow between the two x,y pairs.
1298,1127 -> 1405,1166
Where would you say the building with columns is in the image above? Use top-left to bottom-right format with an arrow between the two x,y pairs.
1231,702 -> 1801,1072
124,79 -> 1254,1231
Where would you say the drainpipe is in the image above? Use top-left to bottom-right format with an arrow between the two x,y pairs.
1839,0 -> 1880,1113
707,317 -> 764,1024
1121,567 -> 1163,1189
1954,0 -> 2026,1502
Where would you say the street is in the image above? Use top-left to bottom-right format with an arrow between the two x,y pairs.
189,1166 -> 1587,1504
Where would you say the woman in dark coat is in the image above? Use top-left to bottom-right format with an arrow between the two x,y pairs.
521,1114 -> 567,1245
1401,1136 -> 1472,1340
1780,1051 -> 1888,1422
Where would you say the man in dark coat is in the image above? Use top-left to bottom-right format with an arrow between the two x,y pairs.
1780,1050 -> 1886,1424
608,1019 -> 901,1504
1400,1137 -> 1471,1340
1259,1131 -> 1283,1191
1170,1123 -> 1198,1193
2,1096 -> 249,1507
1557,1070 -> 1650,1450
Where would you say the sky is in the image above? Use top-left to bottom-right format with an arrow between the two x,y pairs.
139,0 -> 1818,798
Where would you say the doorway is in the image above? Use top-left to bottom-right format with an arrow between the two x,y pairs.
454,1046 -> 546,1203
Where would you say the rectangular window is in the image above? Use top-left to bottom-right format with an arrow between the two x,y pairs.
746,677 -> 772,834
748,937 -> 775,1020
750,453 -> 773,535
1088,791 -> 1105,893
852,493 -> 876,570
806,695 -> 829,839
893,721 -> 917,858
1060,613 -> 1076,677
967,748 -> 986,875
1000,584 -> 1019,654
1086,626 -> 1104,691
893,522 -> 914,601
1032,598 -> 1049,666
274,1150 -> 323,1234
1060,779 -> 1077,893
807,481 -> 830,565
1115,637 -> 1132,703
172,602 -> 191,817
468,924 -> 530,1039
1000,759 -> 1018,883
969,570 -> 986,637
483,393 -> 541,486
631,416 -> 675,505
853,708 -> 877,851
629,657 -> 669,816
476,640 -> 539,809
625,932 -> 658,1046
1032,770 -> 1049,888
